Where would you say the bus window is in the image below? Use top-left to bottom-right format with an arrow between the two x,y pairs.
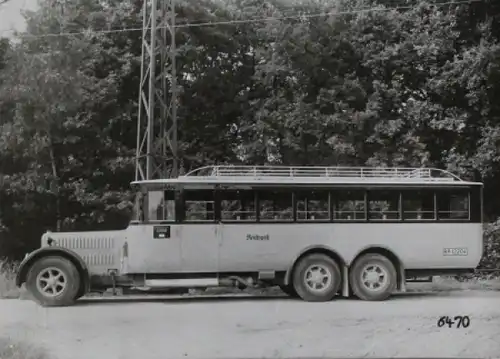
437,189 -> 469,220
184,190 -> 215,222
258,190 -> 293,221
334,190 -> 366,220
402,190 -> 435,220
147,190 -> 176,222
368,190 -> 400,220
296,190 -> 329,221
220,190 -> 256,221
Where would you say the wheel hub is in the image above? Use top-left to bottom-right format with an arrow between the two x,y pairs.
310,271 -> 323,283
304,264 -> 332,292
364,271 -> 379,284
36,267 -> 67,298
361,264 -> 388,291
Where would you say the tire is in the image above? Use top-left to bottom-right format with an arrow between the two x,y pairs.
349,253 -> 397,301
292,253 -> 342,302
74,285 -> 87,300
26,256 -> 81,307
279,284 -> 298,298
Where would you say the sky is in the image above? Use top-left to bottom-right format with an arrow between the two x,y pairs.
0,0 -> 37,37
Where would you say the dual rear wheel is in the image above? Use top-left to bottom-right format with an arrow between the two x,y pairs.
282,253 -> 397,302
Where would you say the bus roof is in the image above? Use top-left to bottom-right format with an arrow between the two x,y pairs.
131,165 -> 483,187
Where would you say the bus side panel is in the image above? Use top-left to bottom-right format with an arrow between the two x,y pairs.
218,223 -> 336,272
125,224 -> 182,273
334,223 -> 482,269
217,223 -> 482,273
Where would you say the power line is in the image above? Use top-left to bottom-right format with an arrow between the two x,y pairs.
0,0 -> 482,39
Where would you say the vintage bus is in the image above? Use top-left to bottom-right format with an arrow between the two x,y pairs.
15,165 -> 483,306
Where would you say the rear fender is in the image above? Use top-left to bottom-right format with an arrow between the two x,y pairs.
16,247 -> 90,291
284,245 -> 346,286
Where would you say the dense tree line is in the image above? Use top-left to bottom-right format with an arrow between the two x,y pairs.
0,0 -> 499,268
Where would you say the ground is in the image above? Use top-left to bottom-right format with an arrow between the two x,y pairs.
1,289 -> 500,359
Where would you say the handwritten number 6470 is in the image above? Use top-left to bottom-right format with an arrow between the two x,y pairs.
437,316 -> 470,328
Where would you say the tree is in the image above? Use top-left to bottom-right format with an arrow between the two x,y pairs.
0,0 -> 140,257
1,0 -> 500,268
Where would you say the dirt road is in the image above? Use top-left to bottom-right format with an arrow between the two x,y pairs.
1,290 -> 500,359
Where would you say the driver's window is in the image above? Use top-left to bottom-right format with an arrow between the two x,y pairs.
147,190 -> 176,222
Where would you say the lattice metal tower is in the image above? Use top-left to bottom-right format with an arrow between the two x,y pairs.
135,0 -> 178,181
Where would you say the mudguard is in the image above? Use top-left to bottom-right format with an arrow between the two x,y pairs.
16,246 -> 90,290
284,245 -> 346,286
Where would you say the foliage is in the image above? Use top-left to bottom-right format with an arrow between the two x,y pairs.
0,259 -> 20,298
0,0 -> 499,269
480,221 -> 500,270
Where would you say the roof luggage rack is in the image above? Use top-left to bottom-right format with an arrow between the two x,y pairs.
183,165 -> 463,182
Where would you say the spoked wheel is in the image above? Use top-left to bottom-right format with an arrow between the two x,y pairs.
349,253 -> 397,301
292,254 -> 342,302
26,256 -> 81,307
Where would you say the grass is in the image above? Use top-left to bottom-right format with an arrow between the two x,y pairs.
0,259 -> 22,299
0,338 -> 51,359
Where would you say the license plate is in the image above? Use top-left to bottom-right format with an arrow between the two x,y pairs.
443,247 -> 468,256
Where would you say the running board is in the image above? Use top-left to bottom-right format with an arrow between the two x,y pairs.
406,276 -> 433,283
144,278 -> 219,288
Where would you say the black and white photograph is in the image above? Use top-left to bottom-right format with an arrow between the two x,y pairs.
0,0 -> 499,358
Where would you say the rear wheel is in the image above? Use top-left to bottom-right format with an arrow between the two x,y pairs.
26,256 -> 81,307
349,253 -> 397,301
292,254 -> 342,302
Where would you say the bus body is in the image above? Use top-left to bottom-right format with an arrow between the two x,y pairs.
16,165 -> 483,306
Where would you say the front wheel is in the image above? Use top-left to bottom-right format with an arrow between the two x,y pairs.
349,253 -> 397,301
26,256 -> 81,307
292,254 -> 342,302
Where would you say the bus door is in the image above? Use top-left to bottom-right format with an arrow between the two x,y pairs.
124,189 -> 182,274
179,188 -> 219,272
218,188 -> 268,271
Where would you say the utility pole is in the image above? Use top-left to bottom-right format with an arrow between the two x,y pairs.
136,0 -> 178,181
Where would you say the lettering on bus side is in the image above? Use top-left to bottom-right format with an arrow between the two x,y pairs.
246,234 -> 270,241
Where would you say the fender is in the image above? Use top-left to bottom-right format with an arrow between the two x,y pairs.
16,246 -> 90,290
284,245 -> 346,286
351,244 -> 403,266
350,245 -> 404,289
